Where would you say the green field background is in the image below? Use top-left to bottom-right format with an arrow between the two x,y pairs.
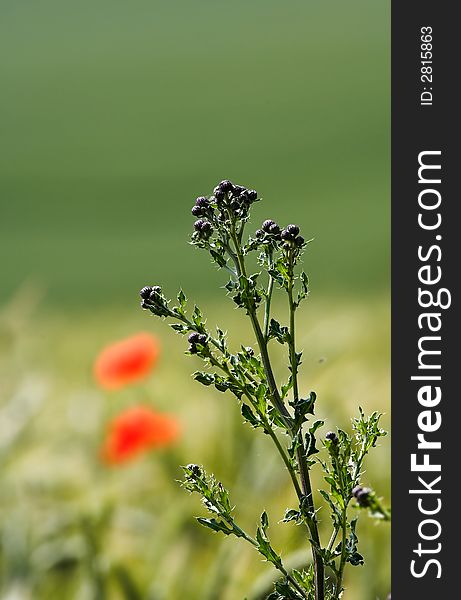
1,1 -> 390,599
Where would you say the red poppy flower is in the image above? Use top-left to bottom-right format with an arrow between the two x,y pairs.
94,333 -> 160,390
101,406 -> 180,464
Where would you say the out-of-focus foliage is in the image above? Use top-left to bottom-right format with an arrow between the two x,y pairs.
0,0 -> 389,307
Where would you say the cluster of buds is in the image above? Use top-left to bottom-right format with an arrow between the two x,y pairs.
255,219 -> 282,241
187,332 -> 208,354
191,196 -> 212,218
280,224 -> 305,250
191,180 -> 260,242
255,220 -> 305,252
352,485 -> 372,507
193,218 -> 213,240
213,179 -> 258,220
139,285 -> 170,317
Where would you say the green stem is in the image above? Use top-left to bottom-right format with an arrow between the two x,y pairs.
286,249 -> 325,600
263,249 -> 275,341
287,254 -> 299,404
330,449 -> 352,599
265,422 -> 302,499
327,526 -> 340,555
335,509 -> 348,598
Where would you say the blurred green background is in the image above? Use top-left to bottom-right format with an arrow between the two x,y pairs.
0,1 -> 390,599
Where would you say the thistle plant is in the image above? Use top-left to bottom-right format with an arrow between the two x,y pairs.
140,180 -> 389,599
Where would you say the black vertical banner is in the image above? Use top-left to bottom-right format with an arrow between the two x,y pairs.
392,2 -> 457,598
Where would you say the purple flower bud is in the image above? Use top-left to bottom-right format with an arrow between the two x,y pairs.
255,229 -> 264,239
352,485 -> 372,506
192,205 -> 203,217
262,219 -> 276,232
295,235 -> 305,247
213,186 -> 225,201
188,332 -> 201,344
194,219 -> 207,231
199,221 -> 213,239
247,189 -> 258,201
325,431 -> 338,444
269,223 -> 280,235
218,179 -> 234,193
286,224 -> 300,237
352,485 -> 363,498
356,488 -> 372,506
195,196 -> 209,208
140,286 -> 153,299
232,184 -> 245,197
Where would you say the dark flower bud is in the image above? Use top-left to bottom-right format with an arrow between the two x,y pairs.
286,224 -> 300,237
247,189 -> 258,201
188,344 -> 198,354
140,286 -> 153,299
244,346 -> 254,356
188,332 -> 201,344
197,334 -> 207,345
262,219 -> 276,232
232,184 -> 245,197
325,431 -> 338,444
150,286 -> 162,296
194,219 -> 207,231
200,221 -> 213,239
218,179 -> 234,193
195,196 -> 209,208
281,228 -> 292,241
352,485 -> 372,506
187,463 -> 202,477
282,242 -> 291,251
269,223 -> 280,235
356,489 -> 372,506
352,485 -> 363,498
255,229 -> 264,239
194,219 -> 213,239
213,186 -> 225,201
295,235 -> 305,247
191,205 -> 203,216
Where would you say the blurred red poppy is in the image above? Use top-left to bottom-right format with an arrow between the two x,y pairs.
94,333 -> 160,390
101,406 -> 180,464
